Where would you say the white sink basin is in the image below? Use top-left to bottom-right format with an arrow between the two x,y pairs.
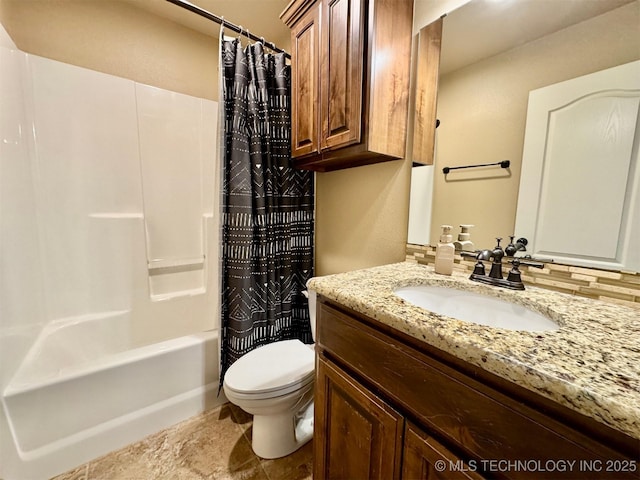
394,285 -> 559,332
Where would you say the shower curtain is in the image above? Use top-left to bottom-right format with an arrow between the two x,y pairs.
219,37 -> 314,383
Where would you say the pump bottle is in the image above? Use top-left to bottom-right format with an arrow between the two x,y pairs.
453,224 -> 474,251
435,225 -> 455,275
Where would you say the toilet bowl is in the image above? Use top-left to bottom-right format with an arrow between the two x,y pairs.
223,290 -> 317,459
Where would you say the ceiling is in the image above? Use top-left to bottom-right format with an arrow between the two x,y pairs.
120,0 -> 292,50
121,0 -> 635,72
439,0 -> 636,74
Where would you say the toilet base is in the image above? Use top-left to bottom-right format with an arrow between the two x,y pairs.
251,402 -> 314,459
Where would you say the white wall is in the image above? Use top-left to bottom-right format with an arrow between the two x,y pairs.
0,23 -> 220,385
0,24 -> 47,390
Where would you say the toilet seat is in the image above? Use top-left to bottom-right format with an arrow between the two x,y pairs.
224,339 -> 315,400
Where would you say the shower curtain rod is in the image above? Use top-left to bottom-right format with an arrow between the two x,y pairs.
165,0 -> 291,59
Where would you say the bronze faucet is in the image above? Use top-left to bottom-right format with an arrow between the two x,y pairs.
460,237 -> 543,290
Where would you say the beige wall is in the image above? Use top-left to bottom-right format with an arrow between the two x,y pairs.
0,0 -> 219,100
315,160 -> 412,275
430,2 -> 640,249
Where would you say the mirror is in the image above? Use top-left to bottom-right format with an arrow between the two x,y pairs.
408,0 -> 639,272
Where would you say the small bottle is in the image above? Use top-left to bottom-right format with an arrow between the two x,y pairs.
453,224 -> 474,252
435,225 -> 455,275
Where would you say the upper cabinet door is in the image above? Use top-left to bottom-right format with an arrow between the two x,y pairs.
291,5 -> 320,158
320,0 -> 364,151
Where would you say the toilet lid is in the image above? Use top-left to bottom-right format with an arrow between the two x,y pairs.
224,339 -> 315,397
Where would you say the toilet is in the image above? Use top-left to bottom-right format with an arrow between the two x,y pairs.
223,290 -> 317,459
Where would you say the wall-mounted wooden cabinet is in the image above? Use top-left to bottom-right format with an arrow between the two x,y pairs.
281,0 -> 414,171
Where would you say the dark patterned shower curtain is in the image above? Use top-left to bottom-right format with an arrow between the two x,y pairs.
219,38 -> 314,383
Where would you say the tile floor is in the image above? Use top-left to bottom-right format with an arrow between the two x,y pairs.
52,403 -> 313,480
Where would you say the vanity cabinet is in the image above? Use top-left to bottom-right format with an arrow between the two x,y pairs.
316,355 -> 483,479
315,358 -> 404,479
402,423 -> 484,480
314,297 -> 639,479
281,0 -> 415,171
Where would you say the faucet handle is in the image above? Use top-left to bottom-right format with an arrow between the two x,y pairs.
506,259 -> 523,284
509,258 -> 544,269
506,258 -> 542,289
460,251 -> 487,276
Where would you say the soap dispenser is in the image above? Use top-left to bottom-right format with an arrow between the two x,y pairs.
453,224 -> 474,252
435,225 -> 455,275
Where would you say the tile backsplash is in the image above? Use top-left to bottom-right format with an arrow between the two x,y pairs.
406,244 -> 640,307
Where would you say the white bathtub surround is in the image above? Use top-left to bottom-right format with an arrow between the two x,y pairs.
0,23 -> 222,480
23,54 -> 219,339
0,26 -> 47,392
0,20 -> 14,48
2,321 -> 223,479
137,83 -> 219,299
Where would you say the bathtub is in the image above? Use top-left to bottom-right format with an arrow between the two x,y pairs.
1,311 -> 225,480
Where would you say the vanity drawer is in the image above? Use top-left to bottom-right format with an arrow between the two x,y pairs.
317,300 -> 635,479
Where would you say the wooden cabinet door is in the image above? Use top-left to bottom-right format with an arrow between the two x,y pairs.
290,4 -> 320,158
320,0 -> 364,151
403,423 -> 485,480
315,357 -> 404,480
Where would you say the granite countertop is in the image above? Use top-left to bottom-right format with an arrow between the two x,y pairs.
307,262 -> 640,441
